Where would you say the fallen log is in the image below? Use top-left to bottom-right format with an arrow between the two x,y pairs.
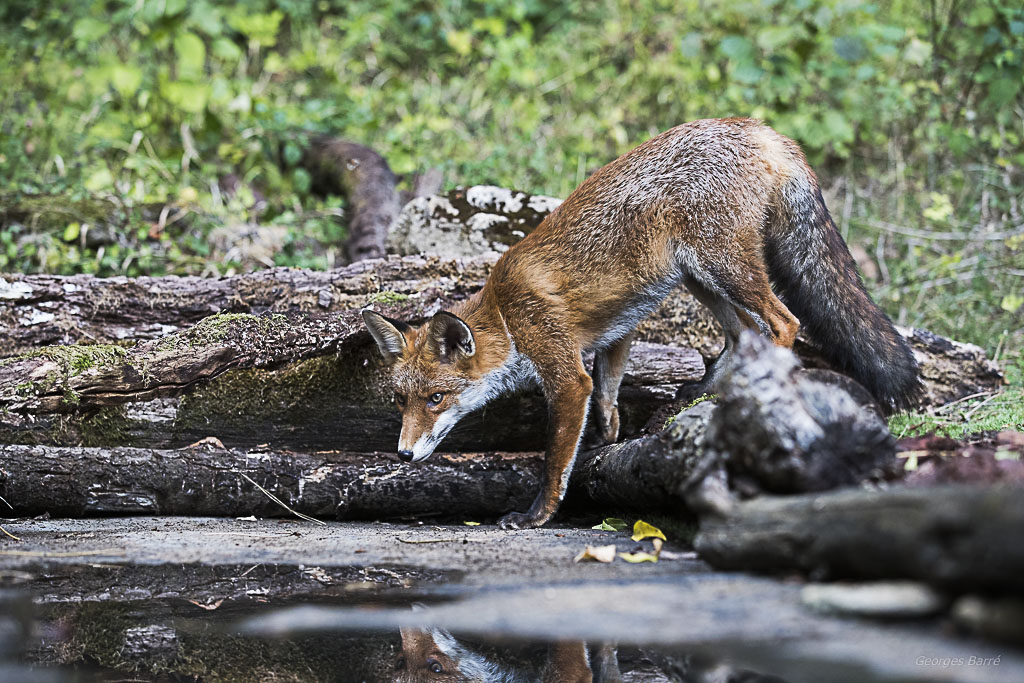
0,341 -> 702,452
574,334 -> 896,514
0,444 -> 540,520
303,138 -> 402,262
693,483 -> 1024,594
0,254 -> 493,356
0,258 -> 1002,409
1,337 -> 893,519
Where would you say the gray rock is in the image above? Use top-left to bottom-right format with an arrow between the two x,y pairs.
801,581 -> 947,619
388,186 -> 561,258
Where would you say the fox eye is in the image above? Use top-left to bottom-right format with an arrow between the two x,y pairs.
427,392 -> 444,407
427,658 -> 444,674
394,392 -> 406,407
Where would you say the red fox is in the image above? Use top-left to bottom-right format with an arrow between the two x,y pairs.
396,624 -> 600,682
363,118 -> 920,528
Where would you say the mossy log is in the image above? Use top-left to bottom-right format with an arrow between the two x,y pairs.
0,254 -> 493,357
1,256 -> 1002,409
0,339 -> 702,453
693,483 -> 1024,594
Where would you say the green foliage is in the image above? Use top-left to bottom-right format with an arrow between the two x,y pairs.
0,0 -> 1021,361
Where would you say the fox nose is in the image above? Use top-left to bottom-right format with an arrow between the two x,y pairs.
397,449 -> 414,462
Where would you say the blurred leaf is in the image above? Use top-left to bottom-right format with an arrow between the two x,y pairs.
1001,294 -> 1024,313
72,18 -> 108,47
63,222 -> 80,242
591,517 -> 627,531
446,29 -> 473,56
573,544 -> 617,563
618,551 -> 658,563
175,32 -> 206,81
631,520 -> 666,542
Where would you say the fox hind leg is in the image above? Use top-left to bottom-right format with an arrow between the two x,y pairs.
683,260 -> 799,394
590,332 -> 633,445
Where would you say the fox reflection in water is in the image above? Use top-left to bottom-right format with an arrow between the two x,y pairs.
394,624 -> 617,682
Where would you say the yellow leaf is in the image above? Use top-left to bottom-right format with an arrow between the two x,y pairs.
463,521 -> 480,526
573,544 -> 617,563
631,520 -> 666,542
591,517 -> 627,531
618,551 -> 658,563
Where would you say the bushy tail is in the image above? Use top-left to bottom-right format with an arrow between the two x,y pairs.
765,173 -> 921,413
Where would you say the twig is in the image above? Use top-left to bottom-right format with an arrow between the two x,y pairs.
239,472 -> 326,526
933,390 -> 997,414
0,493 -> 12,510
396,537 -> 482,544
0,525 -> 21,542
0,549 -> 122,558
962,390 -> 1005,423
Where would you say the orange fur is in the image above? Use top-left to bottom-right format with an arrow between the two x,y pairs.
364,118 -> 919,528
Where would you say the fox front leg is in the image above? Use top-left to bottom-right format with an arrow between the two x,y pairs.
498,359 -> 593,529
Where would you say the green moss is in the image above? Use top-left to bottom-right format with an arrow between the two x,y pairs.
157,313 -> 290,351
368,290 -> 410,305
79,406 -> 132,447
888,387 -> 1024,439
1,343 -> 129,407
175,346 -> 388,437
663,393 -> 715,428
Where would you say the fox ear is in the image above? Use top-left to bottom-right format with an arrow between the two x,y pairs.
428,311 -> 475,363
362,310 -> 410,363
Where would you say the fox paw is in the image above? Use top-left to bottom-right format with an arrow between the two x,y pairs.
497,510 -> 545,530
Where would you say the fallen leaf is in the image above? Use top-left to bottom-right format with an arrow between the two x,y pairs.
592,517 -> 628,531
574,544 -> 617,563
187,598 -> 224,611
187,436 -> 225,449
631,520 -> 667,542
463,521 -> 481,526
618,551 -> 658,563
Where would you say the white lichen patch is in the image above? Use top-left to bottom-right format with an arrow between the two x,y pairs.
465,212 -> 510,233
527,194 -> 563,213
466,185 -> 525,213
0,278 -> 34,300
18,309 -> 55,326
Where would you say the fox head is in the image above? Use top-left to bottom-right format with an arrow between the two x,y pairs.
362,308 -> 510,463
396,624 -> 508,682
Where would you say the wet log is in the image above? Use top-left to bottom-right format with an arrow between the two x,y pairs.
693,483 -> 1024,594
303,138 -> 402,262
0,444 -> 541,520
